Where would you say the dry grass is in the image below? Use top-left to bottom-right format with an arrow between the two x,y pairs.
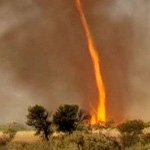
143,127 -> 150,134
12,131 -> 40,143
0,131 -> 3,137
0,127 -> 149,145
0,130 -> 40,145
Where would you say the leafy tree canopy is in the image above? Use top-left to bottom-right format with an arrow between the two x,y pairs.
117,119 -> 145,135
53,104 -> 90,133
26,105 -> 52,140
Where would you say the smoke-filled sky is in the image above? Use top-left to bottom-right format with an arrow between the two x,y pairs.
0,0 -> 150,124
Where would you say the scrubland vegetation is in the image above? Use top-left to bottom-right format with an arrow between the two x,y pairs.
0,104 -> 150,150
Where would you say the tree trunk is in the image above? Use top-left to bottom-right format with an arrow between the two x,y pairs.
44,130 -> 49,141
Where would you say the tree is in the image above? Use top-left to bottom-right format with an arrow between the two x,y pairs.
77,108 -> 91,124
117,119 -> 145,148
53,104 -> 89,133
26,105 -> 52,140
117,119 -> 145,135
76,108 -> 91,131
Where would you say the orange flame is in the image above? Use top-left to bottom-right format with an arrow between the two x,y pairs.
76,0 -> 106,124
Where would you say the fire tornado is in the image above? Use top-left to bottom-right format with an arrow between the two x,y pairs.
76,0 -> 106,124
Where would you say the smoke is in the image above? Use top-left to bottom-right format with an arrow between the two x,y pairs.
0,0 -> 150,123
106,0 -> 150,121
82,0 -> 150,121
0,0 -> 96,123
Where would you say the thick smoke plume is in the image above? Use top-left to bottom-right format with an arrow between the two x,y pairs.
0,0 -> 150,123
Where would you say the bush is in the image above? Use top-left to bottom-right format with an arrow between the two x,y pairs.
68,131 -> 84,148
124,142 -> 150,150
141,133 -> 150,145
0,125 -> 17,145
0,136 -> 9,146
120,133 -> 140,148
117,120 -> 145,148
105,118 -> 115,129
83,133 -> 121,150
117,120 -> 145,135
3,128 -> 17,141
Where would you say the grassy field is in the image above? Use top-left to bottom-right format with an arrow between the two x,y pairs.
0,128 -> 150,150
0,131 -> 40,150
12,131 -> 40,143
0,129 -> 121,143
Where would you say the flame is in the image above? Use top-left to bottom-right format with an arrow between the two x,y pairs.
76,0 -> 106,124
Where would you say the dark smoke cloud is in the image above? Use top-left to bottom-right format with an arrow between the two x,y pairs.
0,0 -> 150,123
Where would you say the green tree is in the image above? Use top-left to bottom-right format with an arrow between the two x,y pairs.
117,119 -> 145,135
53,104 -> 88,133
117,119 -> 145,148
26,105 -> 52,140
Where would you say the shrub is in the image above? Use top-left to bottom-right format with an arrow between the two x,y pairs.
68,131 -> 84,148
3,128 -> 17,141
124,142 -> 150,150
0,136 -> 9,146
105,118 -> 115,129
117,120 -> 145,135
120,133 -> 140,148
117,120 -> 145,148
83,132 -> 121,150
141,133 -> 150,145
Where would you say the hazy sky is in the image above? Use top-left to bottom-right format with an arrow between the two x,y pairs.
0,0 -> 150,124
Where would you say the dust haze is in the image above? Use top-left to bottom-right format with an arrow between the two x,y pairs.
0,0 -> 150,123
